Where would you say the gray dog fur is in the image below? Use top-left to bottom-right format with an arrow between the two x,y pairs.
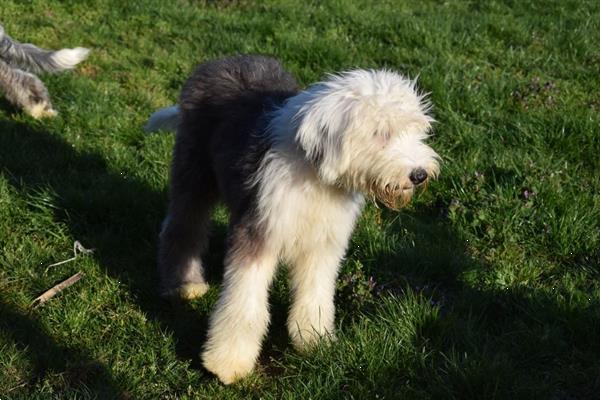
148,54 -> 439,384
0,24 -> 89,118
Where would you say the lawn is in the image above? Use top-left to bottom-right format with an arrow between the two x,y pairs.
0,0 -> 599,398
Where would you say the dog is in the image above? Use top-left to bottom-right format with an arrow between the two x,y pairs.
0,24 -> 89,118
146,55 -> 440,384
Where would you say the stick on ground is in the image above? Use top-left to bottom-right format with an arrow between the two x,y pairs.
31,271 -> 84,307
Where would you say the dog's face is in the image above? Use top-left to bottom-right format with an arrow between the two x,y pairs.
292,70 -> 439,209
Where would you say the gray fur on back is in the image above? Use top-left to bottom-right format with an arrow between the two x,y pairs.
0,24 -> 89,117
158,55 -> 299,293
0,23 -> 78,73
0,58 -> 51,106
177,55 -> 299,211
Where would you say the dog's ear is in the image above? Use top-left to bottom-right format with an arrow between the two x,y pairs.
291,85 -> 352,183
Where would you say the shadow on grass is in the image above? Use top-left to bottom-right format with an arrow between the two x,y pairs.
337,206 -> 600,398
0,120 -> 226,387
0,299 -> 124,397
0,119 -> 598,397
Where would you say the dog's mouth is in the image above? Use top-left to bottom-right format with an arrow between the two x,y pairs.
378,184 -> 413,210
339,173 -> 432,210
370,180 -> 429,210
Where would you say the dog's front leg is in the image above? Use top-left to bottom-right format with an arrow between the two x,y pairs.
202,246 -> 278,384
287,242 -> 347,350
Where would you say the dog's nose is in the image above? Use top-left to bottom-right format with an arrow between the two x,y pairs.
409,168 -> 428,185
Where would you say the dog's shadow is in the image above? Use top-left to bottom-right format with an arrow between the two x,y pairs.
0,119 -> 226,381
0,96 -> 21,116
0,298 -> 124,396
341,200 -> 599,397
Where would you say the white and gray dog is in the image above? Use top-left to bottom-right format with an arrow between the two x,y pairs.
0,24 -> 89,118
146,55 -> 440,384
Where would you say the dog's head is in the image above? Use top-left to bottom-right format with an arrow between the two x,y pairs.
287,69 -> 439,209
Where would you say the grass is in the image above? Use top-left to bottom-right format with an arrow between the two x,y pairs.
0,0 -> 599,398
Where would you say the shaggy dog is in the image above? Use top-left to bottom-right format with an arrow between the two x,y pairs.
146,55 -> 439,384
0,24 -> 89,118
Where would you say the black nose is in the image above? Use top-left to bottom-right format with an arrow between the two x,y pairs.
409,168 -> 428,185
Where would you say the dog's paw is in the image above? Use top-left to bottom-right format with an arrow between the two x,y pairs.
27,103 -> 58,119
161,282 -> 209,300
202,349 -> 255,385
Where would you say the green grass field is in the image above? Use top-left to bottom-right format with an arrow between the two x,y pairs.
1,1 -> 599,398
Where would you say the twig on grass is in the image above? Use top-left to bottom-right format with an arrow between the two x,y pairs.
6,380 -> 28,394
31,271 -> 84,308
45,240 -> 94,272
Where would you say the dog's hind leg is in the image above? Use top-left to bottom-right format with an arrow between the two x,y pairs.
201,222 -> 279,384
158,135 -> 217,299
0,59 -> 57,118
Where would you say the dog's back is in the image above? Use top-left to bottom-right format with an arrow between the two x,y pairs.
169,55 -> 299,212
179,55 -> 298,131
146,55 -> 298,138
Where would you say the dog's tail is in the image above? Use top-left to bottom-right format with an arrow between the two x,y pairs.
0,24 -> 90,73
144,105 -> 181,133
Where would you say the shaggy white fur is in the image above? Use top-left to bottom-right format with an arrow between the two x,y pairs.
148,62 -> 439,384
51,47 -> 91,70
202,253 -> 279,384
202,69 -> 439,383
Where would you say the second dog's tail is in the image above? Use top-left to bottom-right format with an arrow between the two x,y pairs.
0,24 -> 90,73
144,105 -> 181,133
